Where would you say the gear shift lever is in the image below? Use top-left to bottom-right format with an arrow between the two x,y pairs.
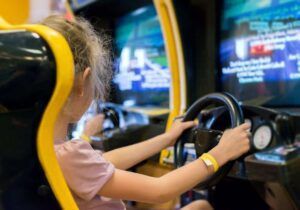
275,113 -> 295,146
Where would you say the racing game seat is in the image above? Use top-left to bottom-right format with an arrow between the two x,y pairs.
0,20 -> 78,209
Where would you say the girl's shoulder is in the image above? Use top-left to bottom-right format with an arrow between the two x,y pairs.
55,138 -> 92,151
54,139 -> 101,160
54,139 -> 115,201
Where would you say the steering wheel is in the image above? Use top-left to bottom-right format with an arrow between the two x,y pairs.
100,103 -> 123,133
174,92 -> 244,189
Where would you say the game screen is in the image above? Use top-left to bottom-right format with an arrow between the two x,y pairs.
113,5 -> 170,108
220,0 -> 300,107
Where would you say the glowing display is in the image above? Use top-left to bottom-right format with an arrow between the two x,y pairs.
113,5 -> 170,107
220,0 -> 300,106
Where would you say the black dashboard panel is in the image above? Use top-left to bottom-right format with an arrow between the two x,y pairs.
201,105 -> 297,151
197,105 -> 300,208
91,104 -> 168,152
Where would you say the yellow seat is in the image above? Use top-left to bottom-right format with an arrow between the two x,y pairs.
0,20 -> 78,209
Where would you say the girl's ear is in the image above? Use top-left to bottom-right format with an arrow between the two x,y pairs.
83,67 -> 91,84
78,67 -> 91,96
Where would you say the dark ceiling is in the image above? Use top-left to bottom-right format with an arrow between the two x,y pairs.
73,0 -> 153,18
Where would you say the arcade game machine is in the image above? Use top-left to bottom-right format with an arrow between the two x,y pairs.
173,0 -> 300,209
70,0 -> 186,160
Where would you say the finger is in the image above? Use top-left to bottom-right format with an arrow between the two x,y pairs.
98,114 -> 105,120
182,121 -> 196,129
94,114 -> 104,120
96,113 -> 105,118
246,130 -> 252,138
173,115 -> 185,122
237,122 -> 251,130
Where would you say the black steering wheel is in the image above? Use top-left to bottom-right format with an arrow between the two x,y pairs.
100,103 -> 123,133
174,92 -> 244,189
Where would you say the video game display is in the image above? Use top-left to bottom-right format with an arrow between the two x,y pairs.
220,0 -> 300,106
113,5 -> 170,108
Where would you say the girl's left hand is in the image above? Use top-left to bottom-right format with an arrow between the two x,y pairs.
165,118 -> 196,147
83,114 -> 105,137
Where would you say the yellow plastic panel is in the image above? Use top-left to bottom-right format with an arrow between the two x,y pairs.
0,0 -> 29,24
154,0 -> 187,165
154,0 -> 187,129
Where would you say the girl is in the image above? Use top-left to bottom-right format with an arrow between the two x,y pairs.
42,15 -> 250,210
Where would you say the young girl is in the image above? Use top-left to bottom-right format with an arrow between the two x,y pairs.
42,16 -> 250,210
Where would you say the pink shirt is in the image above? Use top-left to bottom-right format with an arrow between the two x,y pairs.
55,139 -> 126,210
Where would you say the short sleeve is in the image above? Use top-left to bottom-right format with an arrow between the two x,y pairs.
55,139 -> 115,201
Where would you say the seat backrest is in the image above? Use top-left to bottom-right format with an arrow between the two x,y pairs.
0,22 -> 78,210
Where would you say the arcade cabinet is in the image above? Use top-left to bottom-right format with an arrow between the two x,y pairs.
216,1 -> 300,209
173,0 -> 300,209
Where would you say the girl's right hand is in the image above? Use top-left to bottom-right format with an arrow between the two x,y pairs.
209,123 -> 251,167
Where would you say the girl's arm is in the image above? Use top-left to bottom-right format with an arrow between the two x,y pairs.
103,121 -> 195,170
99,157 -> 212,204
99,123 -> 250,203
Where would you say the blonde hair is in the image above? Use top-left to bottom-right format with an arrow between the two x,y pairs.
41,15 -> 112,102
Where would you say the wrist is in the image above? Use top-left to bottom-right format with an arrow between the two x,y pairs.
162,132 -> 174,148
199,153 -> 219,172
83,129 -> 93,137
80,133 -> 91,142
208,146 -> 228,167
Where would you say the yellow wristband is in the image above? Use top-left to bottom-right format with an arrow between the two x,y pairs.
199,153 -> 219,172
80,134 -> 91,142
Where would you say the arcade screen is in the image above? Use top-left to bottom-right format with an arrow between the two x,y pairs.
220,0 -> 300,107
113,5 -> 170,108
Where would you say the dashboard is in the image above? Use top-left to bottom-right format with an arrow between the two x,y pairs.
184,104 -> 300,208
183,104 -> 300,178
